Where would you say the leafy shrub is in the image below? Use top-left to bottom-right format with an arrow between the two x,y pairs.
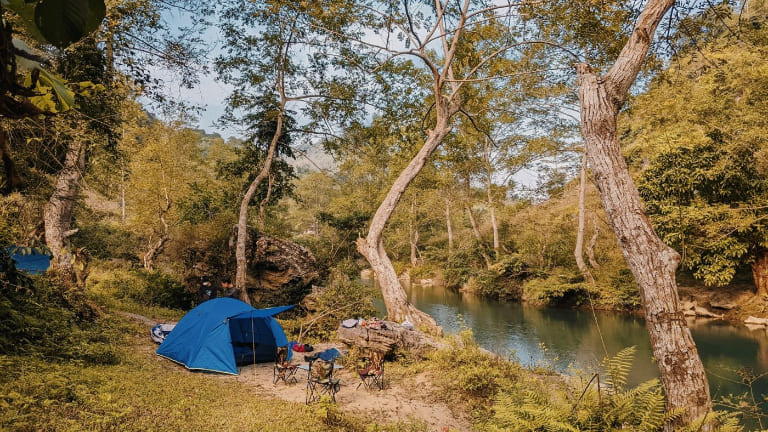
603,268 -> 641,309
72,222 -> 141,261
472,254 -> 528,300
288,269 -> 378,342
91,268 -> 193,311
428,330 -> 520,417
0,275 -> 123,365
524,274 -> 594,307
440,246 -> 488,289
486,347 -> 744,432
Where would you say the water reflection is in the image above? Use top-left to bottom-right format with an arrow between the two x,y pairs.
394,283 -> 768,402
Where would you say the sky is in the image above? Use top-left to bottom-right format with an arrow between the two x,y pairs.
153,5 -> 548,188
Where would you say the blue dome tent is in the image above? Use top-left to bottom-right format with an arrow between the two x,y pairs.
156,298 -> 294,375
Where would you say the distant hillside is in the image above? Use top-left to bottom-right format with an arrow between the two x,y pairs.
289,142 -> 336,173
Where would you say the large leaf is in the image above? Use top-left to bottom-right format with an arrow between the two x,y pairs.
2,0 -> 45,42
33,0 -> 106,48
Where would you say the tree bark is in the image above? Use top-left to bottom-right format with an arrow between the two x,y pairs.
587,213 -> 601,270
257,173 -> 274,231
465,201 -> 492,269
142,199 -> 171,271
751,250 -> 768,297
409,201 -> 420,267
44,138 -> 86,285
575,151 -> 595,285
356,122 -> 449,333
445,198 -> 453,254
575,0 -> 712,426
235,111 -> 283,305
484,138 -> 500,257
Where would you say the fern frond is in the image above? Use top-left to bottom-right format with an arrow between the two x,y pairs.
601,346 -> 636,391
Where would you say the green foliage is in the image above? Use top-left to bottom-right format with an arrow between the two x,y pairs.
472,254 -> 529,300
288,269 -> 378,342
601,268 -> 641,309
0,275 -> 121,364
624,5 -> 768,290
72,222 -> 141,261
89,268 -> 193,311
638,140 -> 768,287
524,274 -> 593,307
485,346 -> 746,432
428,330 -> 521,417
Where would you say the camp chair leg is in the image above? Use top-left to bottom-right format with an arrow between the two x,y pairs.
273,364 -> 298,385
356,354 -> 384,391
305,359 -> 340,404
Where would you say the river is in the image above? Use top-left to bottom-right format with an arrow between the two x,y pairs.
395,282 -> 768,411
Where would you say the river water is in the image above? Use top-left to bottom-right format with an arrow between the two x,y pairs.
398,282 -> 768,408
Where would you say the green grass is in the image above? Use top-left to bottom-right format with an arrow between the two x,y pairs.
0,292 -> 426,432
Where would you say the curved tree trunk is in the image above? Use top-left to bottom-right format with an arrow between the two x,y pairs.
751,250 -> 768,297
575,151 -> 595,285
445,198 -> 453,254
587,213 -> 601,270
357,119 -> 453,334
44,138 -> 86,286
465,202 -> 492,269
257,173 -> 274,231
483,138 -> 499,258
235,112 -> 283,305
575,0 -> 712,426
409,201 -> 420,266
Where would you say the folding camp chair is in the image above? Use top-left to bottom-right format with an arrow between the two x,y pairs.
273,346 -> 298,385
305,357 -> 340,403
356,351 -> 384,391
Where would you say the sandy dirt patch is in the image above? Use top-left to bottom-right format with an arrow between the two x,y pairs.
233,344 -> 471,432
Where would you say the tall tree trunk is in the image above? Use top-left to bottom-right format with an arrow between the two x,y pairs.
751,250 -> 768,296
120,158 -> 126,223
409,200 -> 420,267
445,198 -> 453,255
44,139 -> 86,285
357,119 -> 452,334
357,0 -> 473,335
142,195 -> 171,271
235,112 -> 283,305
575,0 -> 712,426
465,172 -> 491,268
483,138 -> 500,257
587,213 -> 601,270
0,128 -> 23,193
258,173 -> 274,231
466,204 -> 492,269
575,151 -> 595,285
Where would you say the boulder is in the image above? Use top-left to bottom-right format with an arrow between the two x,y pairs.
337,320 -> 444,358
693,306 -> 723,319
745,316 -> 768,326
710,301 -> 738,310
244,233 -> 319,306
360,268 -> 374,280
182,228 -> 319,306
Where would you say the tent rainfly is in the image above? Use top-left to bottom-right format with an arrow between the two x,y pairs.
156,298 -> 294,375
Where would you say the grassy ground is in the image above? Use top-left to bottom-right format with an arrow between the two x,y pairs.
0,302 -> 426,432
0,272 -> 754,432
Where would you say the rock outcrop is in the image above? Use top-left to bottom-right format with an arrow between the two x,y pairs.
337,320 -> 444,357
183,228 -> 319,307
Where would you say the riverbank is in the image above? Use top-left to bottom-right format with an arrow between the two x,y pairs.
394,268 -> 768,332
